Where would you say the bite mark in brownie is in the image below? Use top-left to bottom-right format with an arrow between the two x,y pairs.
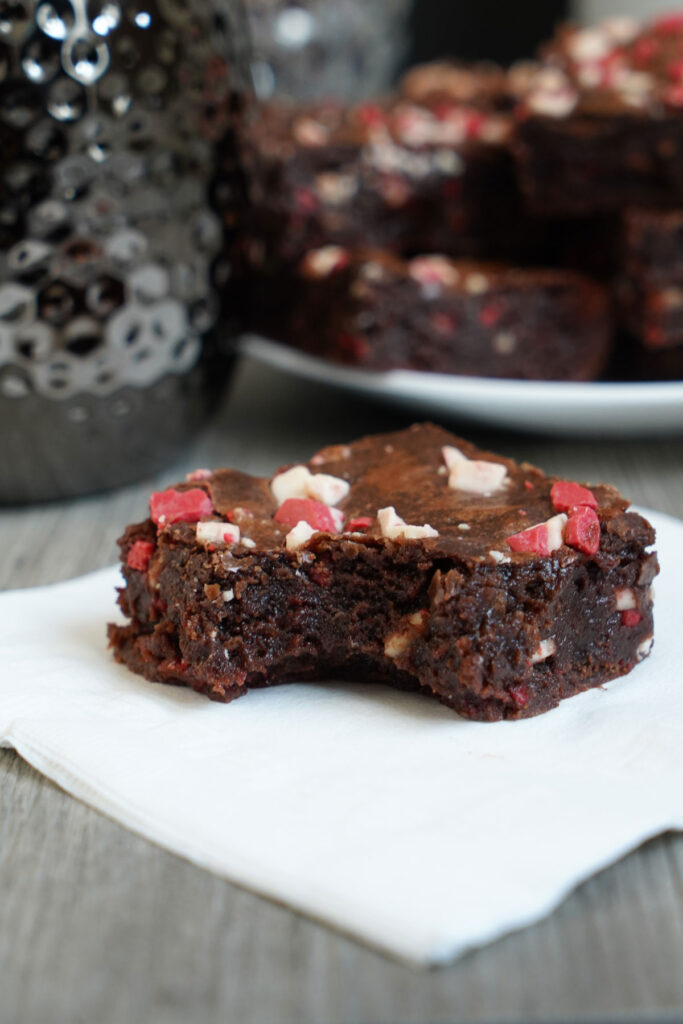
109,424 -> 657,722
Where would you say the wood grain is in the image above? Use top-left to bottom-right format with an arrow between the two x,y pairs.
1,356 -> 682,1024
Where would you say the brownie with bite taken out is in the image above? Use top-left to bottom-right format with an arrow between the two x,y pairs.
109,424 -> 657,721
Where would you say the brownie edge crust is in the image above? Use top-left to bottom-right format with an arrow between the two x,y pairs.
108,424 -> 658,721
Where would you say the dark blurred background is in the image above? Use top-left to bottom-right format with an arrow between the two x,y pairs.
403,0 -> 569,68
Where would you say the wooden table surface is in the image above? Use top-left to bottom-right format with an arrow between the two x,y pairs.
2,356 -> 683,1024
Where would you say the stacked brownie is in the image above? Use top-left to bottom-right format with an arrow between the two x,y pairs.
239,11 -> 683,381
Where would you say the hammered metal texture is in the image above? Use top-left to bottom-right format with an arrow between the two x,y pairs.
247,0 -> 411,102
0,0 -> 249,501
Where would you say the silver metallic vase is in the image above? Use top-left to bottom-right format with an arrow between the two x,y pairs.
0,0 -> 250,503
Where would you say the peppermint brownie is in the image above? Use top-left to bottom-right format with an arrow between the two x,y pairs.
618,206 -> 683,350
515,14 -> 683,216
241,94 -> 526,269
109,424 -> 657,721
252,248 -> 612,380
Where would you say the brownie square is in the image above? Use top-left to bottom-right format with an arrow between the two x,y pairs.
515,15 -> 683,216
109,424 -> 657,721
252,247 -> 612,381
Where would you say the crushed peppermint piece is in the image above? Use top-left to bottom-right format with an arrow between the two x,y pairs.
489,550 -> 511,564
530,638 -> 557,664
550,481 -> 598,512
621,609 -> 643,627
443,446 -> 509,496
457,523 -> 471,531
507,514 -> 567,556
306,472 -> 351,506
285,520 -> 316,551
274,498 -> 344,533
223,589 -> 235,603
270,465 -> 313,504
637,636 -> 654,660
185,468 -> 212,482
409,255 -> 459,289
293,117 -> 329,146
150,488 -> 213,527
565,506 -> 601,556
271,465 -> 349,508
242,538 -> 256,548
300,245 -> 350,279
616,588 -> 637,611
196,522 -> 241,547
347,516 -> 373,532
377,506 -> 438,540
126,539 -> 155,572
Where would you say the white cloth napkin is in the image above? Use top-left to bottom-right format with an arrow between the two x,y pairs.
2,508 -> 682,966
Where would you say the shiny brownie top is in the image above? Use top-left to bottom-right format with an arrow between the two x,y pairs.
129,424 -> 654,571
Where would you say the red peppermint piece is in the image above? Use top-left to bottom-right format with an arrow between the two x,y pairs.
337,333 -> 370,360
509,683 -> 530,709
274,498 -> 343,533
294,187 -> 318,213
479,302 -> 503,327
150,488 -> 213,526
507,514 -> 566,556
654,13 -> 683,34
126,539 -> 155,572
665,83 -> 683,106
356,103 -> 386,130
524,480 -> 535,491
550,480 -> 598,512
633,37 -> 658,64
348,516 -> 373,532
463,110 -> 485,138
621,609 -> 643,627
565,506 -> 601,556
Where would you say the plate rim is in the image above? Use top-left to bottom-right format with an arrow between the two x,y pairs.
240,334 -> 683,409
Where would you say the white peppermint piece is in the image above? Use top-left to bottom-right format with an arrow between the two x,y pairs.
223,589 -> 235,603
637,636 -> 654,661
441,445 -> 468,470
327,506 -> 346,533
302,245 -> 349,278
603,17 -> 639,44
531,638 -> 557,664
527,88 -> 578,118
616,587 -> 637,611
409,256 -> 460,289
196,522 -> 240,546
568,27 -> 611,63
448,458 -> 509,496
285,520 -> 316,551
488,550 -> 511,564
307,473 -> 351,507
293,117 -> 329,146
271,465 -> 312,504
271,465 -> 350,512
377,506 -> 439,541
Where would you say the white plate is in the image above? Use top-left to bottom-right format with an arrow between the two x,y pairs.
240,335 -> 683,439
